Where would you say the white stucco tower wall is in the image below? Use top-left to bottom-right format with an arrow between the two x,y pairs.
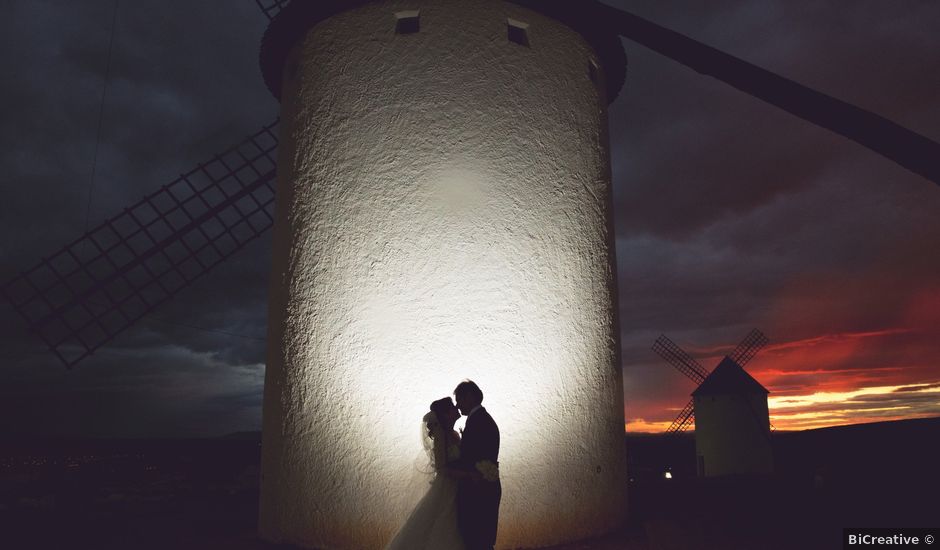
258,1 -> 628,548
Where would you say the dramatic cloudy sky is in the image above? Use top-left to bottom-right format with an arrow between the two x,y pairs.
1,0 -> 938,437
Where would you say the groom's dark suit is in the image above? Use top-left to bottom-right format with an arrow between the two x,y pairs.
454,406 -> 501,550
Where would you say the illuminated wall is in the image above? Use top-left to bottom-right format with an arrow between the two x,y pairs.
260,1 -> 627,548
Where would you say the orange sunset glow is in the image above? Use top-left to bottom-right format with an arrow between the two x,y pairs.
626,324 -> 940,432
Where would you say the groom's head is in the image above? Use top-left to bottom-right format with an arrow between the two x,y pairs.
454,380 -> 483,416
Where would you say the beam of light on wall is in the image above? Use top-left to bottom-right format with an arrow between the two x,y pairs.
258,1 -> 627,548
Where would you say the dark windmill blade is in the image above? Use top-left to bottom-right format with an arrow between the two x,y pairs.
1,121 -> 280,368
667,399 -> 695,433
652,334 -> 709,384
254,0 -> 291,20
729,328 -> 769,366
730,328 -> 775,430
590,3 -> 940,187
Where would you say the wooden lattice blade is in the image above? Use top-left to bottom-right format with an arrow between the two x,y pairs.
729,328 -> 769,367
653,334 -> 709,384
253,0 -> 290,20
667,399 -> 695,433
1,120 -> 280,368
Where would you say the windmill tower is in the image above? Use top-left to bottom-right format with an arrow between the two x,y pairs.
4,0 -> 939,548
693,356 -> 773,477
257,1 -> 627,548
653,329 -> 773,476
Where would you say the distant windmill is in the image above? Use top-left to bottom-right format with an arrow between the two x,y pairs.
652,328 -> 769,432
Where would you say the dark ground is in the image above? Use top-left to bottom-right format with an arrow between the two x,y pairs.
1,418 -> 937,549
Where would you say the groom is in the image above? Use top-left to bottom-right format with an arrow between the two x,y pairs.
453,380 -> 501,550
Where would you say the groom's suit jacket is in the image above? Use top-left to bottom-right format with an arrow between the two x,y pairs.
456,406 -> 499,469
454,406 -> 501,550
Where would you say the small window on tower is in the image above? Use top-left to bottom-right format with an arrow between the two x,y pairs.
507,18 -> 529,47
395,10 -> 420,34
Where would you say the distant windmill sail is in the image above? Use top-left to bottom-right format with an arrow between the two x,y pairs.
653,329 -> 770,432
653,334 -> 709,384
1,121 -> 279,368
668,399 -> 696,433
729,328 -> 769,366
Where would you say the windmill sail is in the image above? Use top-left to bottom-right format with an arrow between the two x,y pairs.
657,329 -> 771,433
653,334 -> 709,384
588,2 -> 940,186
729,328 -> 769,366
1,121 -> 279,368
254,0 -> 290,20
667,399 -> 696,433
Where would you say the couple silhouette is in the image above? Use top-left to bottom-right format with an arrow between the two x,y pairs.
385,380 -> 501,550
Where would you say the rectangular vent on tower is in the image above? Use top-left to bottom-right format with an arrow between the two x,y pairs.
395,10 -> 420,34
507,18 -> 530,46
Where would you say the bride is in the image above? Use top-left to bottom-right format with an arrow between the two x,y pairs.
385,397 -> 466,550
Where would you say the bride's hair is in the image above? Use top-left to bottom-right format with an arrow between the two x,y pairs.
420,397 -> 455,473
426,397 -> 454,440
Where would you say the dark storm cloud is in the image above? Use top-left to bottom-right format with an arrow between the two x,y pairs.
606,0 -> 940,238
0,339 -> 264,437
894,382 -> 940,393
1,1 -> 274,436
1,2 -> 272,259
607,0 -> 940,430
608,0 -> 938,345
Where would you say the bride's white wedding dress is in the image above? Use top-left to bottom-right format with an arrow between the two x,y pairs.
384,433 -> 464,550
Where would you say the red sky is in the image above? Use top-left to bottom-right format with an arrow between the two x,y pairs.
625,280 -> 940,432
611,1 -> 940,434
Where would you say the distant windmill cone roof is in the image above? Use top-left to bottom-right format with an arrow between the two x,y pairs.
692,356 -> 769,397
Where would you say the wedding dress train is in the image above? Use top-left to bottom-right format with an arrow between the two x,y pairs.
384,440 -> 464,550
